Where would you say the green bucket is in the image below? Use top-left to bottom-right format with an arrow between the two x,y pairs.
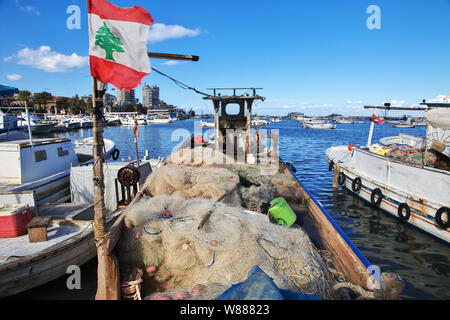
269,197 -> 297,227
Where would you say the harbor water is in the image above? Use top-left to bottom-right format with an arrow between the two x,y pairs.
7,119 -> 450,300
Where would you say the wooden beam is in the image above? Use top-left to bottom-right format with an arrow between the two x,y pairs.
147,52 -> 199,61
364,105 -> 426,111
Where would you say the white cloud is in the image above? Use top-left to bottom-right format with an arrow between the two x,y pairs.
5,73 -> 23,81
427,93 -> 450,103
148,23 -> 201,43
20,5 -> 40,16
387,99 -> 406,107
4,46 -> 88,73
346,100 -> 363,105
161,60 -> 182,66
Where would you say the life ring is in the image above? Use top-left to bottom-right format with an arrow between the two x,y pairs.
351,177 -> 362,192
435,207 -> 449,229
112,149 -> 120,161
328,160 -> 334,172
370,188 -> 383,207
338,172 -> 346,186
398,203 -> 410,221
285,162 -> 297,173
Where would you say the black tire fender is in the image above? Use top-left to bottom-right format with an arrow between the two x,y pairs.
398,203 -> 411,221
435,207 -> 449,229
338,172 -> 345,186
370,188 -> 383,207
351,177 -> 362,192
112,149 -> 120,161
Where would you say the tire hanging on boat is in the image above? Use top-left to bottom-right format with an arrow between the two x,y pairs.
370,188 -> 383,207
398,203 -> 411,221
112,149 -> 120,161
338,172 -> 345,186
435,207 -> 449,229
351,177 -> 362,192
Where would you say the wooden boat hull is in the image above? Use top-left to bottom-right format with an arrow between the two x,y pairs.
279,159 -> 374,291
0,210 -> 124,298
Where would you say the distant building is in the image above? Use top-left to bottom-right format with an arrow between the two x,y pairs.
142,84 -> 159,109
103,93 -> 116,106
117,89 -> 135,106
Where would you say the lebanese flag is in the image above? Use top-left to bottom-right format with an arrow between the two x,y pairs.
372,113 -> 384,124
88,0 -> 153,91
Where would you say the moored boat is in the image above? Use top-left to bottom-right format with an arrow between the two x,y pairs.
326,102 -> 450,244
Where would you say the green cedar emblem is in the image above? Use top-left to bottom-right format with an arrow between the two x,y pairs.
95,22 -> 125,62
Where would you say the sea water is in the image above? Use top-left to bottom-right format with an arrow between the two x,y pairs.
7,119 -> 449,300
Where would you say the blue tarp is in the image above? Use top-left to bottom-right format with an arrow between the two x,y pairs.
0,85 -> 19,97
216,266 -> 324,300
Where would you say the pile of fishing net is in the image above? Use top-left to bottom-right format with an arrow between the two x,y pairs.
142,162 -> 303,212
118,195 -> 343,300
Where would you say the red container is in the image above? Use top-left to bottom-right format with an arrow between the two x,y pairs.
0,204 -> 32,238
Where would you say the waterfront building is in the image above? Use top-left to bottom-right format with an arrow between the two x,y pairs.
142,84 -> 160,109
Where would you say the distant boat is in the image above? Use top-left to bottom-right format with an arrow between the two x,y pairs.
333,117 -> 355,124
303,122 -> 336,129
148,117 -> 172,124
392,123 -> 415,128
251,119 -> 270,127
270,118 -> 281,122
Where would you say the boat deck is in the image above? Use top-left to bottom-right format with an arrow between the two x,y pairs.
0,221 -> 90,264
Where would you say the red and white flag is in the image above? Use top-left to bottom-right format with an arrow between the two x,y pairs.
88,0 -> 153,91
372,113 -> 384,124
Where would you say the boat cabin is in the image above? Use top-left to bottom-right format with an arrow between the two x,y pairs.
0,138 -> 79,184
203,88 -> 265,158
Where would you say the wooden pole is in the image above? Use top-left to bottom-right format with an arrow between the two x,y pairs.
133,119 -> 141,186
92,77 -> 120,300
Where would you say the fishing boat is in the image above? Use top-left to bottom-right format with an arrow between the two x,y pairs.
120,117 -> 136,126
0,136 -> 117,212
326,102 -> 450,244
271,118 -> 281,122
113,89 -> 404,301
0,204 -> 124,297
303,122 -> 336,129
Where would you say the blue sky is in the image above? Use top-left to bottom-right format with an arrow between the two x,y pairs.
1,0 -> 449,116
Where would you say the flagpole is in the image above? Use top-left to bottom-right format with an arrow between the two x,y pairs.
92,76 -> 120,300
367,112 -> 376,148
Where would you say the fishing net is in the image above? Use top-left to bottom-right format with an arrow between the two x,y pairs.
141,162 -> 304,213
118,195 -> 342,300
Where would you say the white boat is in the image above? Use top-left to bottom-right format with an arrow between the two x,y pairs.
136,116 -> 147,125
148,117 -> 172,124
270,118 -> 281,122
333,117 -> 355,124
18,113 -> 55,134
301,118 -> 326,125
121,117 -> 136,126
304,122 -> 336,129
326,103 -> 450,244
200,120 -> 215,127
73,137 -> 117,163
251,119 -> 270,127
77,116 -> 94,128
392,123 -> 415,128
